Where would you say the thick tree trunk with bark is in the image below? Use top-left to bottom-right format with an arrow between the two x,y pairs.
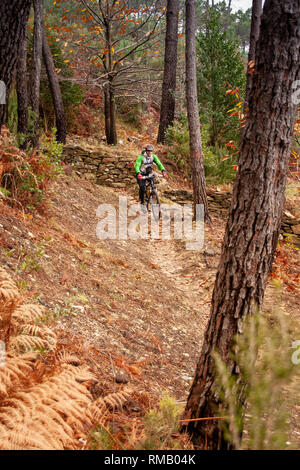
184,0 -> 300,450
42,27 -> 66,144
157,0 -> 179,144
29,0 -> 43,147
244,0 -> 262,112
16,27 -> 28,140
185,0 -> 210,222
0,0 -> 32,130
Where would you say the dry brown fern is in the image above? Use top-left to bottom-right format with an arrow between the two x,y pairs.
0,268 -> 55,354
11,304 -> 46,325
0,268 -> 20,307
0,367 -> 95,449
0,268 -> 20,343
0,355 -> 134,449
0,353 -> 38,398
0,267 -> 135,450
88,388 -> 132,425
56,350 -> 81,366
7,303 -> 57,355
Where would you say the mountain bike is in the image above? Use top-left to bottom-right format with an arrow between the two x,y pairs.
142,172 -> 163,221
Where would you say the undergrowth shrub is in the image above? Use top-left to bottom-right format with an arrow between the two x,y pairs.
165,116 -> 237,183
213,295 -> 300,450
87,391 -> 193,451
165,116 -> 190,169
135,392 -> 185,450
118,100 -> 143,130
89,426 -> 118,450
7,90 -> 36,148
203,144 -> 237,184
0,128 -> 63,212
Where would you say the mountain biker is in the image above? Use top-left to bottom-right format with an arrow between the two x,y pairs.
134,144 -> 167,212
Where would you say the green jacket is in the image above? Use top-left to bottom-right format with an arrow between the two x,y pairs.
134,153 -> 165,174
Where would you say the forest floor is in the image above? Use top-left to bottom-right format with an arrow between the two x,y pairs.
0,146 -> 299,448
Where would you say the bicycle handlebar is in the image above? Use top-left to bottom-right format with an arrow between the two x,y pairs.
141,172 -> 163,180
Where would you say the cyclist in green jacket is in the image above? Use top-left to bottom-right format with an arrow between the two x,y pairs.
135,144 -> 167,212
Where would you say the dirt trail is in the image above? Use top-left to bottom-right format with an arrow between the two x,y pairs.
125,194 -> 214,314
42,177 -> 215,399
149,238 -> 207,305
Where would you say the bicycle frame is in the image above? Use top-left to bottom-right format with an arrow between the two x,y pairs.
143,173 -> 162,220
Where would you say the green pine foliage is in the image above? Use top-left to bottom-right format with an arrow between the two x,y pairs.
136,391 -> 184,450
197,7 -> 246,148
229,8 -> 252,54
213,294 -> 300,450
165,116 -> 236,183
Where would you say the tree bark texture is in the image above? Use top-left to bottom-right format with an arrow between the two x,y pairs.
0,0 -> 32,130
42,27 -> 66,144
104,10 -> 117,146
29,0 -> 43,147
157,0 -> 179,144
244,0 -> 262,112
16,26 -> 28,139
108,79 -> 117,145
185,0 -> 210,222
184,0 -> 300,450
104,82 -> 111,144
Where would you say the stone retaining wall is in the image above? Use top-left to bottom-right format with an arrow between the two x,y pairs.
164,189 -> 300,246
163,189 -> 231,214
63,145 -> 136,188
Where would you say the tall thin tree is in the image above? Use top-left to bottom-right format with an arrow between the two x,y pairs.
184,0 -> 300,450
157,0 -> 179,144
0,0 -> 32,130
29,0 -> 43,147
185,0 -> 210,222
42,27 -> 66,144
16,26 -> 29,143
224,0 -> 232,31
79,0 -> 165,145
104,83 -> 111,144
244,0 -> 262,112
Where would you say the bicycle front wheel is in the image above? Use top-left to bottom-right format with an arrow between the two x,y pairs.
150,189 -> 161,221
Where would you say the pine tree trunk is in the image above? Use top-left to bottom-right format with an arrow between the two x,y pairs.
104,82 -> 111,144
157,0 -> 179,144
244,0 -> 262,112
184,0 -> 300,450
224,0 -> 232,31
0,0 -> 32,130
42,26 -> 66,144
107,78 -> 117,145
16,27 -> 28,140
185,0 -> 210,222
104,11 -> 117,146
29,0 -> 43,147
